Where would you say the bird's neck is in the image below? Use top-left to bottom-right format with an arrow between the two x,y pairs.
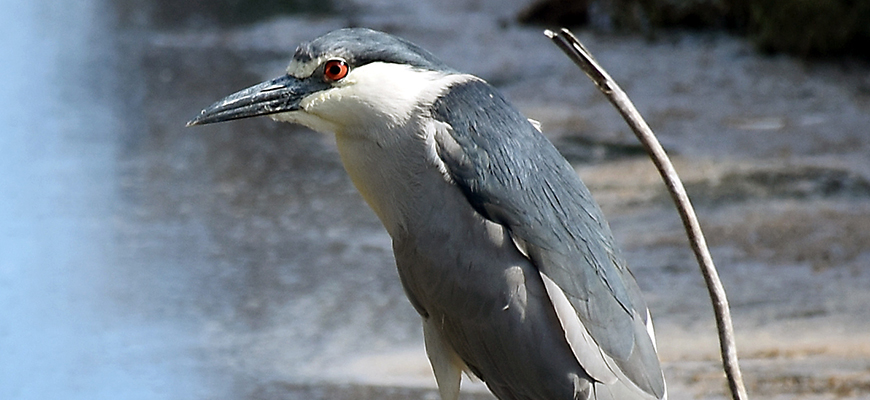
334,125 -> 425,237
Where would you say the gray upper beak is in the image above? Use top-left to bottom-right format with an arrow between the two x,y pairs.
186,74 -> 328,126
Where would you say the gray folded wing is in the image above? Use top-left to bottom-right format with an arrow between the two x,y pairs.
429,79 -> 665,399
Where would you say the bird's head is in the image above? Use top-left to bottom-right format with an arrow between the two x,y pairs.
187,28 -> 462,135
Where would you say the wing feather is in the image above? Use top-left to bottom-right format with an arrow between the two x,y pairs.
429,79 -> 665,398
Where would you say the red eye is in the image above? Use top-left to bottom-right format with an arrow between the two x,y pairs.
323,59 -> 349,81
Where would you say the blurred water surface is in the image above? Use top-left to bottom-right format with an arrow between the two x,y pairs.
0,1 -> 427,399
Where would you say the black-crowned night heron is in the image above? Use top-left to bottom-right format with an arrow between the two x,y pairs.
188,28 -> 666,400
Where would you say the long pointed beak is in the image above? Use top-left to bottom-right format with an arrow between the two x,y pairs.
186,74 -> 326,126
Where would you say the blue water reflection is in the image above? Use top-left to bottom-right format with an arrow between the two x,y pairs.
0,1 -> 421,399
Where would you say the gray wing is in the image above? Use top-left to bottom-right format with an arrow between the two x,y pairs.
430,79 -> 665,398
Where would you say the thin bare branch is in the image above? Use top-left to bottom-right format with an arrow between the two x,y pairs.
545,28 -> 748,400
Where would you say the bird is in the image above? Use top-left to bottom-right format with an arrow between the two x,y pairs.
188,27 -> 666,400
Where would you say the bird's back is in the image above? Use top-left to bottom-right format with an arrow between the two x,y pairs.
392,78 -> 664,399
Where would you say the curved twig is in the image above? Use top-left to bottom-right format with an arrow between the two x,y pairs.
545,28 -> 748,400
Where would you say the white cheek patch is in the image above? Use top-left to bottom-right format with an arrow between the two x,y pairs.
298,87 -> 335,111
304,62 -> 476,130
279,61 -> 478,141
